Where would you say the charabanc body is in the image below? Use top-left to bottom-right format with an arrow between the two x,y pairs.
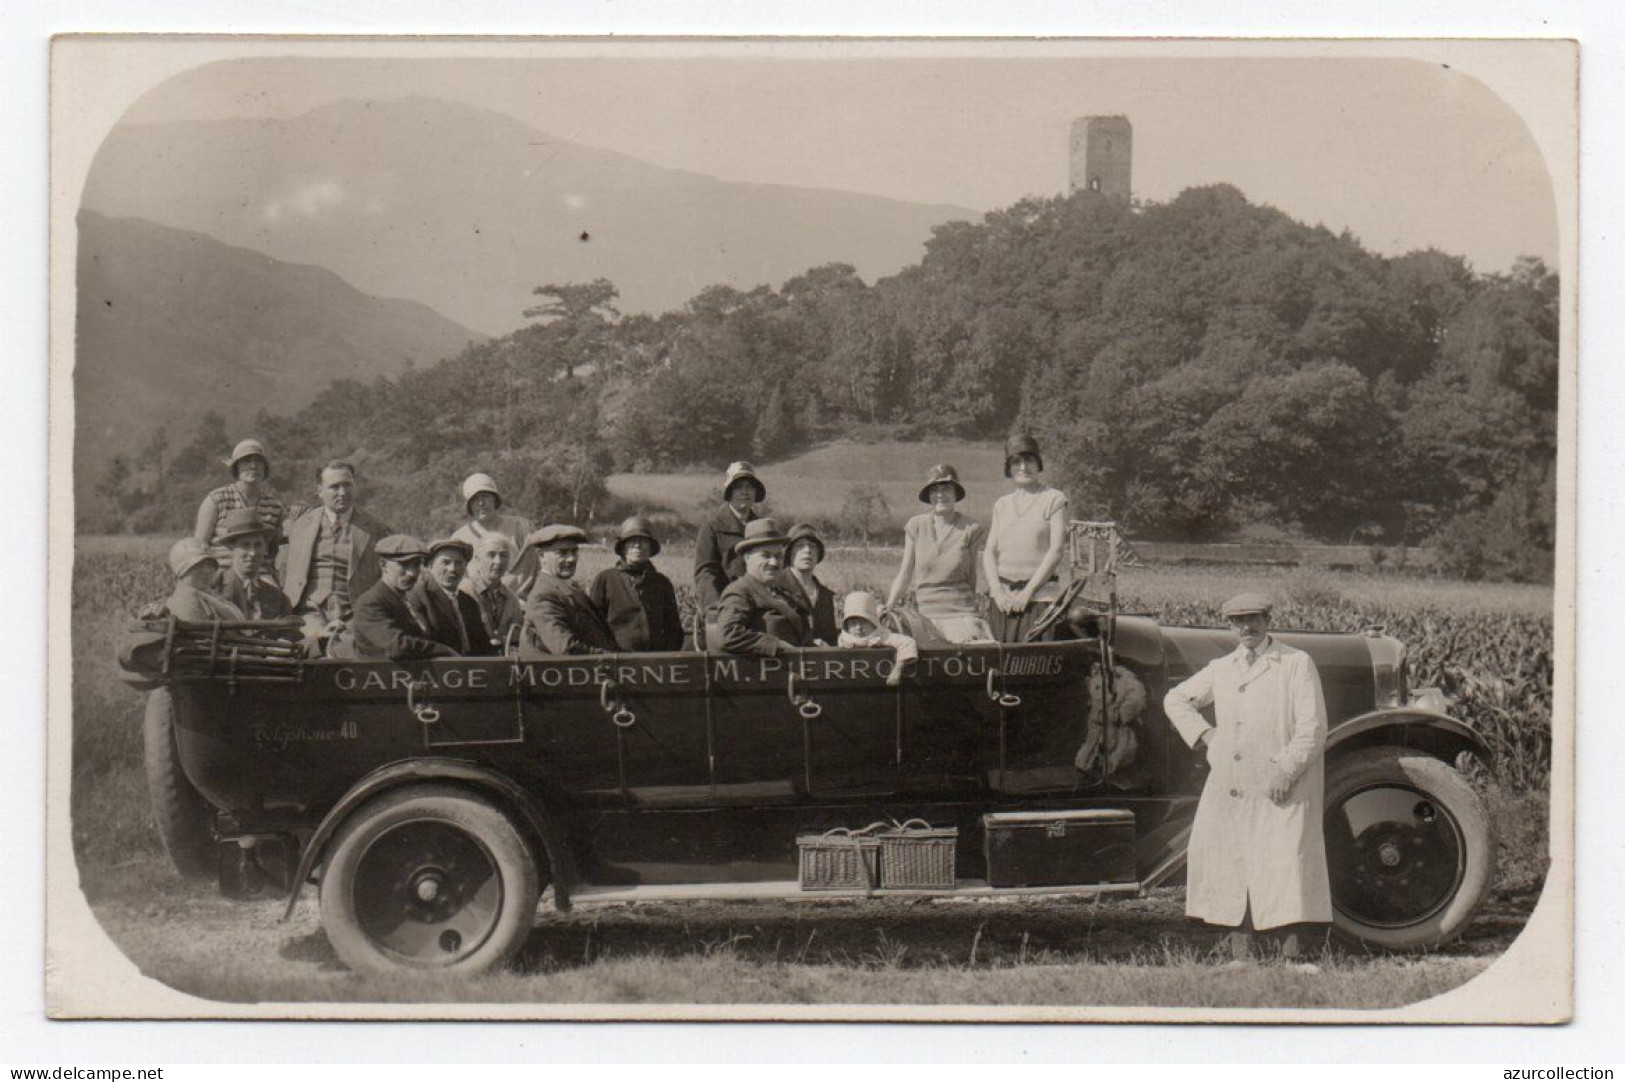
127,611 -> 1495,974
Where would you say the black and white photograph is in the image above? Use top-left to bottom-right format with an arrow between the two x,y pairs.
46,36 -> 1574,1022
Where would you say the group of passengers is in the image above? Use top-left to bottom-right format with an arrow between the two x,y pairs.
162,434 -> 1070,671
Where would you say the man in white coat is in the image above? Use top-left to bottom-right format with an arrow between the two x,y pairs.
1163,592 -> 1332,964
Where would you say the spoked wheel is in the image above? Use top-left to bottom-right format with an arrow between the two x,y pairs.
1324,746 -> 1496,952
319,785 -> 540,975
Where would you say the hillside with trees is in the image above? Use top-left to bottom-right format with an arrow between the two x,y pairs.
86,185 -> 1558,581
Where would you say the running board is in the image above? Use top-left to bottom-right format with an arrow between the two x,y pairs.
569,878 -> 1142,905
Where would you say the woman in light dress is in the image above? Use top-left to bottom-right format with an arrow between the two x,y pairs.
981,434 -> 1069,643
883,463 -> 994,645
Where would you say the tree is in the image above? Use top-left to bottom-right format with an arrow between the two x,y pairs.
839,482 -> 892,547
522,279 -> 622,378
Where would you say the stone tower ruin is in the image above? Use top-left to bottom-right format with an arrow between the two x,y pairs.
1070,115 -> 1132,202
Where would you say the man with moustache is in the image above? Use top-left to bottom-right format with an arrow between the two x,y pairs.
350,536 -> 460,661
715,518 -> 810,657
1163,593 -> 1332,967
408,537 -> 493,657
519,525 -> 620,658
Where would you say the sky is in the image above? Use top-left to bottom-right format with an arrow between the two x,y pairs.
117,52 -> 1559,275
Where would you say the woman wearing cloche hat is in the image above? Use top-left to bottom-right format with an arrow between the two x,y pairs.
191,438 -> 287,562
692,460 -> 767,614
883,463 -> 994,644
981,433 -> 1070,643
588,516 -> 685,652
450,472 -> 538,599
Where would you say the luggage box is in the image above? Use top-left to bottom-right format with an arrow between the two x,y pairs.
982,809 -> 1137,888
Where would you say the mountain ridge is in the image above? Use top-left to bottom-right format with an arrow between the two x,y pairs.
74,210 -> 482,496
80,96 -> 980,333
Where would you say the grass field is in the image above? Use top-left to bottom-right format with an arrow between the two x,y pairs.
607,438 -> 1009,530
66,533 -> 1555,1008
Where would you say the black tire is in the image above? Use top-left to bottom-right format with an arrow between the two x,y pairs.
318,784 -> 540,976
1324,745 -> 1496,952
142,688 -> 215,879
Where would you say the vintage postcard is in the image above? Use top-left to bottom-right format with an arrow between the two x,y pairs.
46,36 -> 1576,1022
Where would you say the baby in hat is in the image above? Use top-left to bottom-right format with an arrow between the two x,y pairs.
837,590 -> 918,687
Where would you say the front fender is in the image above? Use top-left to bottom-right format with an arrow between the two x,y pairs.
1327,707 -> 1490,764
281,757 -> 577,920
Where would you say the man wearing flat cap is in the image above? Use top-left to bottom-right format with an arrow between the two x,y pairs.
350,535 -> 460,661
407,538 -> 493,656
519,525 -> 620,658
213,507 -> 292,620
1163,592 -> 1332,965
693,461 -> 765,615
589,516 -> 685,652
715,518 -> 811,657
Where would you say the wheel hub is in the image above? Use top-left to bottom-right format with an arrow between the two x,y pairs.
351,819 -> 504,964
1376,840 -> 1403,868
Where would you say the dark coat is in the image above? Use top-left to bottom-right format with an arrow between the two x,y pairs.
692,504 -> 755,613
589,561 -> 686,652
520,573 -> 621,658
407,578 -> 494,657
461,578 -> 525,654
282,506 -> 392,614
716,574 -> 810,656
781,570 -> 839,646
217,569 -> 292,621
351,580 -> 458,661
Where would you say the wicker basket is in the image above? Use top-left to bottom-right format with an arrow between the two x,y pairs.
877,819 -> 958,889
797,826 -> 881,892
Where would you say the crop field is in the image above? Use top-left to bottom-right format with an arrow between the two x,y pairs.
65,534 -> 1555,1009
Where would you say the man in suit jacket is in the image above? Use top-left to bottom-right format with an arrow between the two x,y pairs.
214,507 -> 292,620
407,538 -> 493,656
282,460 -> 393,622
519,525 -> 620,658
692,461 -> 764,614
716,518 -> 811,657
351,536 -> 459,661
460,534 -> 525,653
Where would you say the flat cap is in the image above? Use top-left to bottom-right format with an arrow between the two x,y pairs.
526,524 -> 589,550
376,534 -> 428,562
1219,592 -> 1273,618
425,537 -> 474,562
